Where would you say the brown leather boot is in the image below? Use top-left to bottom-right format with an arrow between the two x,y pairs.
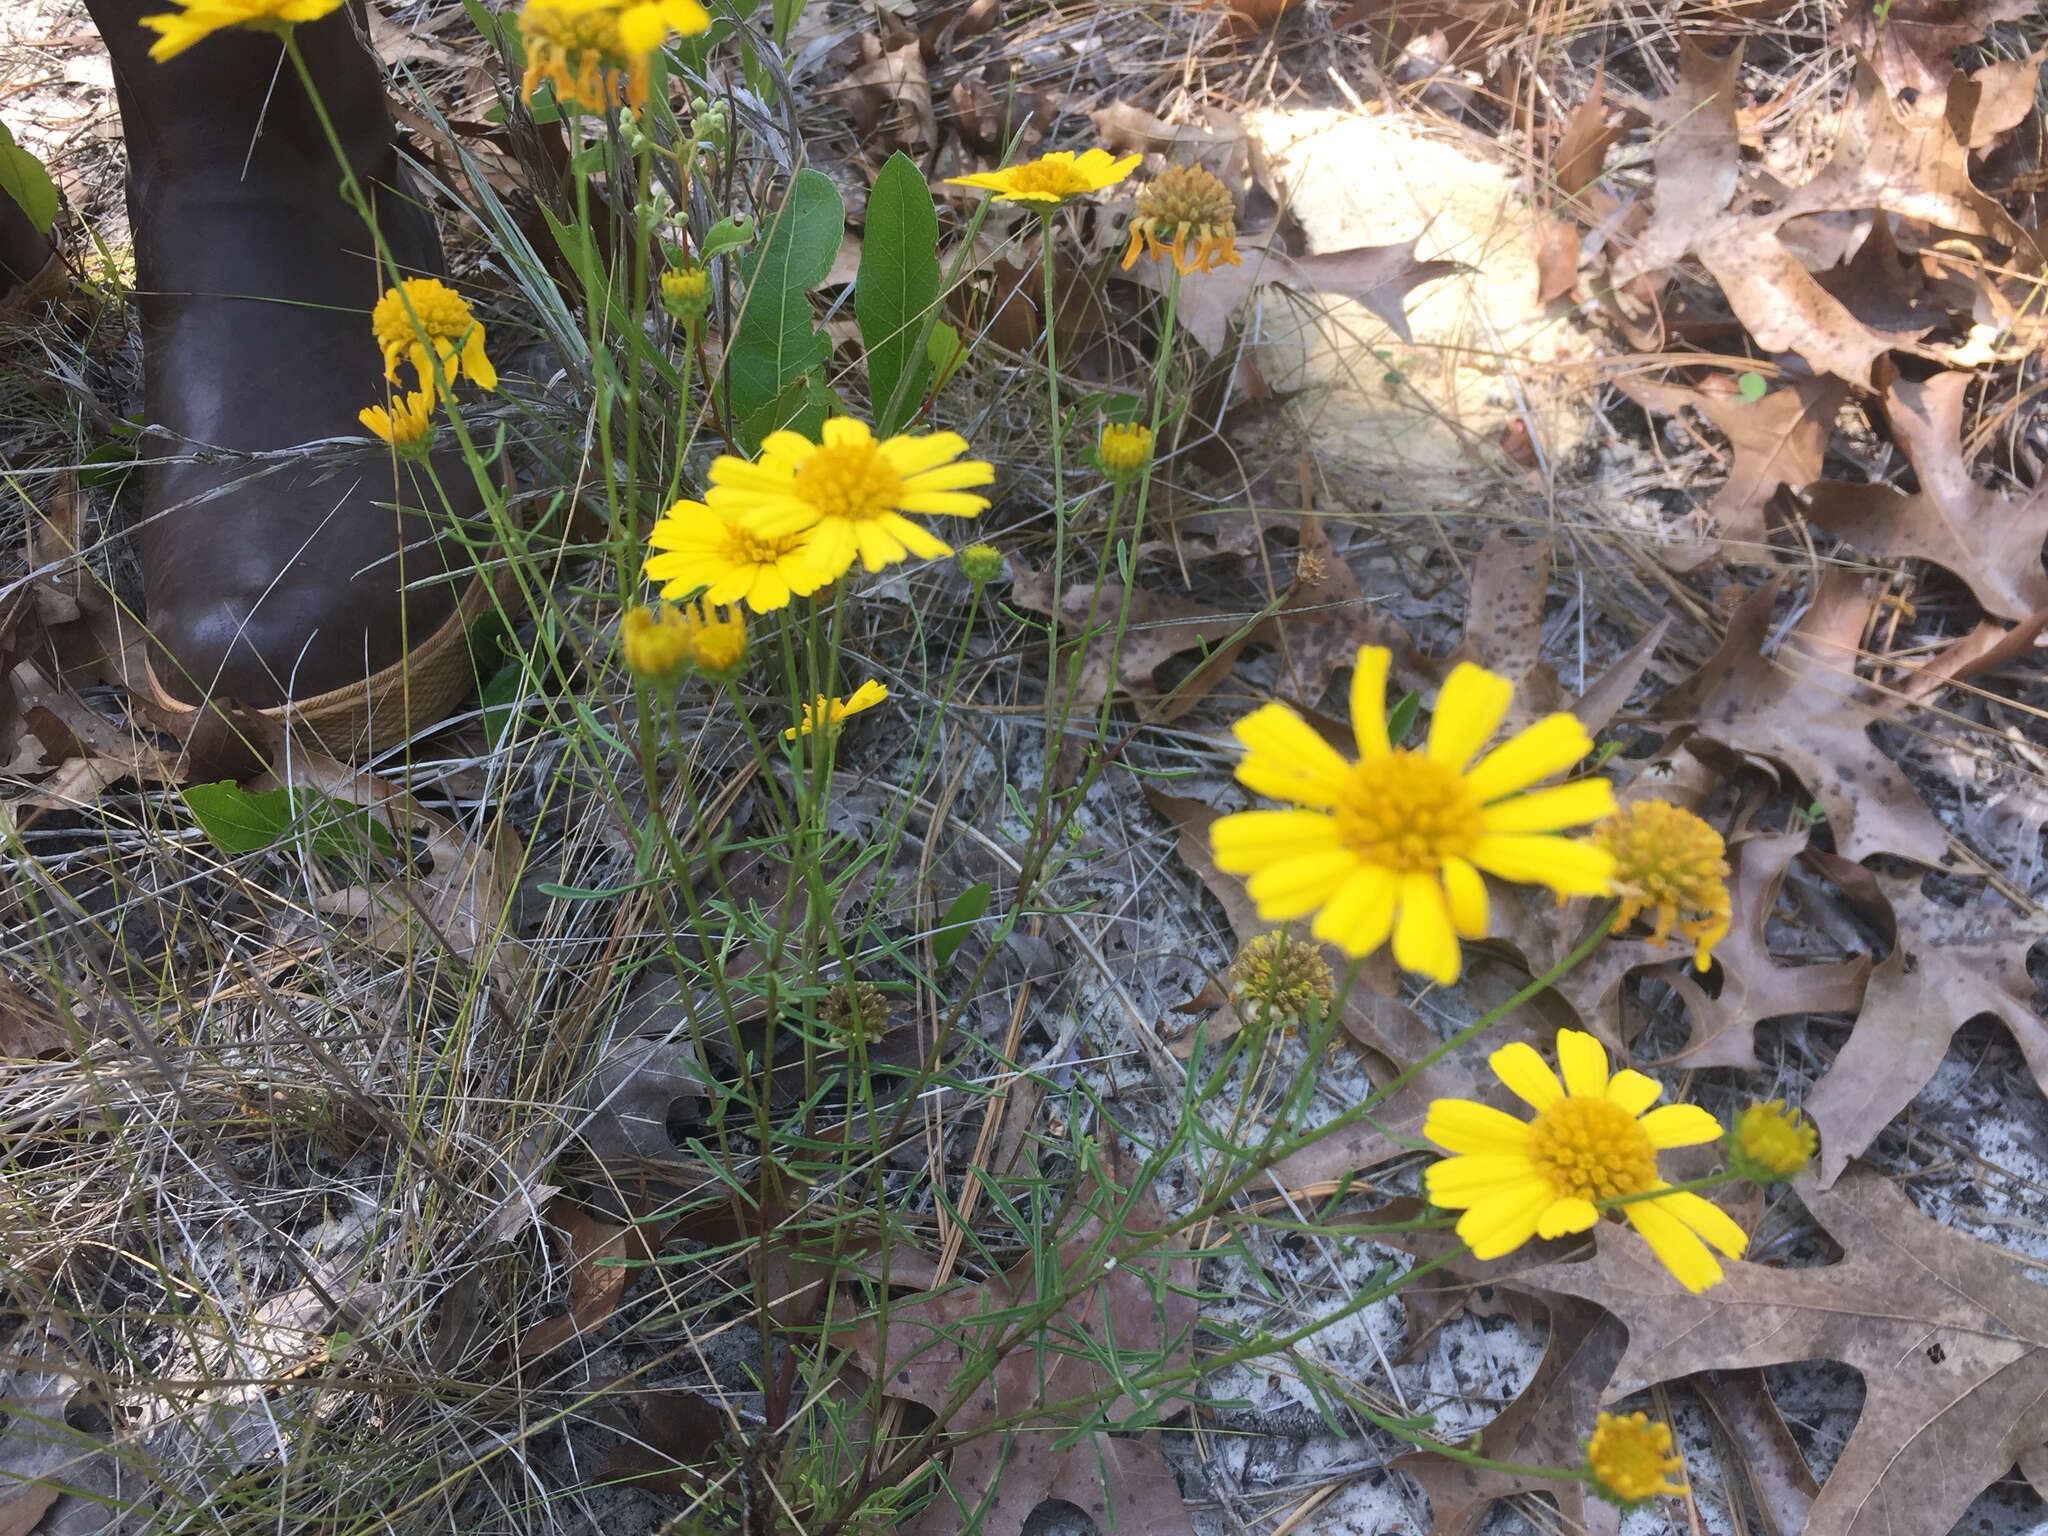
88,0 -> 491,752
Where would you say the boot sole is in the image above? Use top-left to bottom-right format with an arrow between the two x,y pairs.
145,566 -> 515,759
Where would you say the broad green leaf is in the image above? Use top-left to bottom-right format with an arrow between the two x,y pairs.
182,781 -> 394,861
738,372 -> 835,450
727,168 -> 843,447
856,152 -> 940,435
933,881 -> 992,968
0,122 -> 58,236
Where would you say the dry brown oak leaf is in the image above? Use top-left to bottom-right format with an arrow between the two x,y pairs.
1804,371 -> 2048,622
1621,43 -> 2036,383
1653,570 -> 1948,865
1839,0 -> 2035,97
839,1143 -> 1200,1536
1803,868 -> 2048,1185
1623,375 -> 1846,548
1516,1166 -> 2048,1536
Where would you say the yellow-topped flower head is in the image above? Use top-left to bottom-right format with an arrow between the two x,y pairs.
518,0 -> 709,112
1122,163 -> 1243,276
371,279 -> 496,399
1424,1028 -> 1748,1292
706,418 -> 993,579
957,543 -> 1005,588
645,499 -> 830,614
1725,1099 -> 1816,1185
1097,422 -> 1153,482
786,679 -> 889,741
358,389 -> 437,458
1593,800 -> 1731,969
661,263 -> 712,325
1210,646 -> 1616,985
1229,929 -> 1334,1035
1585,1412 -> 1687,1507
620,602 -> 696,684
139,0 -> 342,61
948,149 -> 1141,209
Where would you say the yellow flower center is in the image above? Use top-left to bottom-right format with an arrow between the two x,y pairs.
520,0 -> 626,58
1006,159 -> 1093,198
1229,930 -> 1335,1031
1527,1095 -> 1658,1202
792,440 -> 903,524
1333,751 -> 1482,872
373,279 -> 475,356
1099,423 -> 1153,475
719,520 -> 807,569
1586,1412 -> 1684,1503
1595,800 -> 1726,911
1134,163 -> 1238,238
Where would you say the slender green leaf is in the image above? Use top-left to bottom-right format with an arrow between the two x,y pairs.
728,168 -> 843,446
856,152 -> 940,435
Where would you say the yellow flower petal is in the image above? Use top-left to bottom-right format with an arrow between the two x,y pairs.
1244,852 -> 1361,920
1477,778 -> 1617,835
1231,703 -> 1353,808
1489,1041 -> 1564,1111
1640,1103 -> 1723,1149
1605,1068 -> 1662,1116
1439,855 -> 1489,938
1423,1098 -> 1534,1157
1392,871 -> 1460,984
616,1 -> 668,53
1464,713 -> 1596,802
1658,1188 -> 1749,1258
1534,1195 -> 1599,1238
1468,834 -> 1615,896
1426,661 -> 1513,772
1427,1154 -> 1543,1207
1455,1178 -> 1557,1259
1211,810 -> 1341,872
1623,1198 -> 1726,1293
1311,864 -> 1399,957
1350,645 -> 1391,760
1555,1029 -> 1610,1100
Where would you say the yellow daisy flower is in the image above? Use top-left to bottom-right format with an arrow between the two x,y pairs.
644,498 -> 830,614
660,263 -> 711,325
518,0 -> 709,112
1423,1028 -> 1748,1293
1210,646 -> 1616,985
138,0 -> 342,61
681,602 -> 747,679
786,679 -> 888,741
705,418 -> 993,577
358,388 -> 437,456
1121,163 -> 1243,276
1725,1099 -> 1816,1185
947,149 -> 1141,208
371,279 -> 497,398
1585,1412 -> 1687,1506
1097,422 -> 1153,481
1592,800 -> 1731,970
619,602 -> 696,683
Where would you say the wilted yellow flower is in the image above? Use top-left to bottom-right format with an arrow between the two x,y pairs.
680,601 -> 746,679
1423,1029 -> 1747,1293
619,602 -> 695,683
1122,163 -> 1242,275
358,389 -> 437,457
518,0 -> 709,112
1097,422 -> 1152,480
821,979 -> 891,1046
371,279 -> 496,398
138,0 -> 341,60
786,679 -> 888,741
1593,800 -> 1731,970
706,418 -> 993,578
947,148 -> 1140,208
1586,1412 -> 1687,1507
1210,646 -> 1615,984
645,498 -> 830,614
661,264 -> 711,324
1726,1099 -> 1816,1185
1228,929 -> 1334,1034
